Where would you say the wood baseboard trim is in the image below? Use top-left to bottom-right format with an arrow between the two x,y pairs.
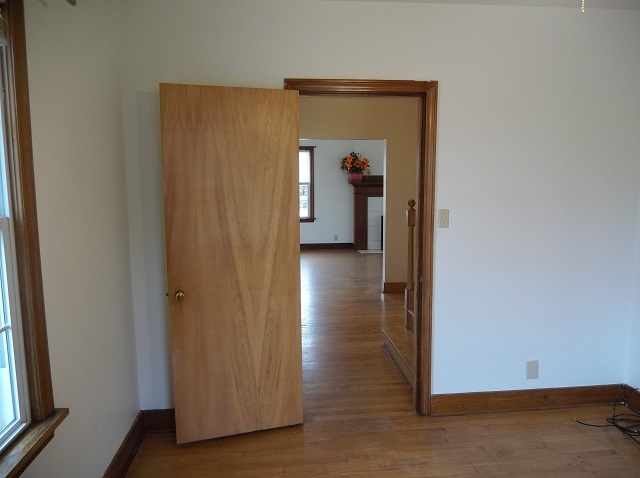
300,243 -> 353,250
141,408 -> 176,433
102,409 -> 176,477
431,384 -> 627,416
134,388 -> 639,428
381,282 -> 406,293
621,384 -> 640,413
102,412 -> 144,478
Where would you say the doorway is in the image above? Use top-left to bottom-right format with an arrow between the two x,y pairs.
299,138 -> 386,256
299,248 -> 410,422
285,79 -> 438,415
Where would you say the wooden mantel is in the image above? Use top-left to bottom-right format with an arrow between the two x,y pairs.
350,175 -> 383,250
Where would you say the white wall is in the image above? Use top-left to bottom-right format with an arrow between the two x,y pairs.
299,96 -> 420,285
368,197 -> 384,251
430,6 -> 640,393
119,0 -> 640,406
299,139 -> 385,245
628,193 -> 640,389
10,1 -> 638,475
22,1 -> 139,477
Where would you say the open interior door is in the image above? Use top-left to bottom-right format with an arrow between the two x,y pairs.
159,83 -> 303,444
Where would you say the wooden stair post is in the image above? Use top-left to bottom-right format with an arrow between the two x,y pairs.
381,198 -> 416,387
405,199 -> 416,331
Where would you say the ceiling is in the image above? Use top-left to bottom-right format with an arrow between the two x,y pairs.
312,0 -> 640,11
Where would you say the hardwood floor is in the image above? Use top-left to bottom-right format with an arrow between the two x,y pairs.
126,250 -> 640,477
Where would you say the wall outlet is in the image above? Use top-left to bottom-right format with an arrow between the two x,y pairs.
333,234 -> 338,241
526,360 -> 539,379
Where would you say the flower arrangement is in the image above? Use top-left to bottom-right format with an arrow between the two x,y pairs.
339,152 -> 370,173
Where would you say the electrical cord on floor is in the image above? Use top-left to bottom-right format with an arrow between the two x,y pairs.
574,392 -> 640,445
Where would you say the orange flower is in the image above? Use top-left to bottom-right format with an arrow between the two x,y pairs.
340,152 -> 369,173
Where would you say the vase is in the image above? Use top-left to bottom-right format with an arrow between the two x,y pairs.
347,172 -> 363,182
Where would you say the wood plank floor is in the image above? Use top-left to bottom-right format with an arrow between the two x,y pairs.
126,250 -> 640,477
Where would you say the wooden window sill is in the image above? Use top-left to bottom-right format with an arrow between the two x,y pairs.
0,408 -> 69,478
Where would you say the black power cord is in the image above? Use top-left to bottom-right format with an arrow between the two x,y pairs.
574,392 -> 640,445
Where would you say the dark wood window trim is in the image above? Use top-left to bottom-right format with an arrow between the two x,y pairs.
284,78 -> 437,416
299,146 -> 315,223
0,409 -> 68,478
0,1 -> 67,476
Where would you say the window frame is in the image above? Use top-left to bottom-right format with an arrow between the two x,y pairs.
0,1 -> 67,475
0,215 -> 31,452
299,146 -> 315,223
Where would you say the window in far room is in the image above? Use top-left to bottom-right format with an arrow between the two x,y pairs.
299,146 -> 314,222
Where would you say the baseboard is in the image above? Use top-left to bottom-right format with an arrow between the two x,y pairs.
102,412 -> 144,478
141,408 -> 176,433
621,384 -> 640,413
381,281 -> 406,293
133,387 -> 632,425
431,384 -> 626,416
300,243 -> 353,250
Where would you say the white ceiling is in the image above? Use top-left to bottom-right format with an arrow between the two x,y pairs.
312,0 -> 640,11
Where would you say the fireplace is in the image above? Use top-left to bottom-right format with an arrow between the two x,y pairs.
349,175 -> 383,250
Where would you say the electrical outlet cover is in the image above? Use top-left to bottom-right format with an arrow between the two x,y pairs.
526,360 -> 539,379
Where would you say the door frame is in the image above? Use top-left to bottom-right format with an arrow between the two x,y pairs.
284,78 -> 437,415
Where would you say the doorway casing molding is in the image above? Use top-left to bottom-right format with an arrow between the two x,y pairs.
284,78 -> 438,415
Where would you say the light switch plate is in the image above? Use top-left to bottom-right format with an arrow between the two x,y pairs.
526,360 -> 539,379
438,209 -> 449,228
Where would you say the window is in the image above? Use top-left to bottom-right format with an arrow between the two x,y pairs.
299,146 -> 314,222
0,1 -> 66,475
0,85 -> 29,452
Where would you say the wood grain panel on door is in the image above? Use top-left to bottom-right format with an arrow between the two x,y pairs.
160,83 -> 303,444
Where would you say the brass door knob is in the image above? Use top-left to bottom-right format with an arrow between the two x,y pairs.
174,290 -> 185,302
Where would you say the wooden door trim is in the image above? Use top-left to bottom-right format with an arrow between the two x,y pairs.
284,78 -> 434,97
284,78 -> 437,415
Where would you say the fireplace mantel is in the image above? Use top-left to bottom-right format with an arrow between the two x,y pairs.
349,175 -> 383,250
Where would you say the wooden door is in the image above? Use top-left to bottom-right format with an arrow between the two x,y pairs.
159,83 -> 303,444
